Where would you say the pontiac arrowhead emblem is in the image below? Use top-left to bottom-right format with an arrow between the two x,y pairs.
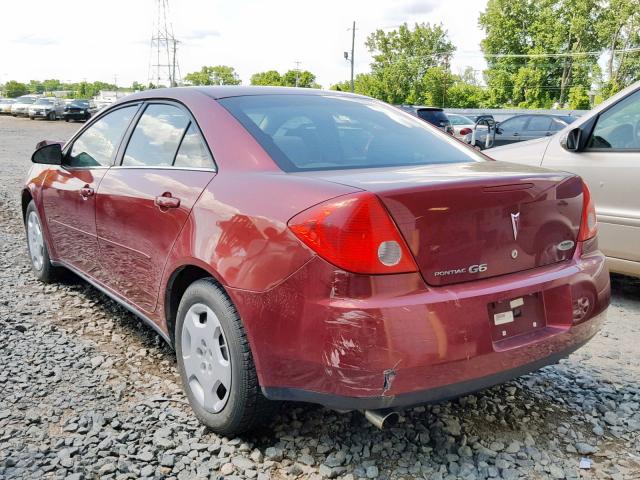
511,212 -> 520,241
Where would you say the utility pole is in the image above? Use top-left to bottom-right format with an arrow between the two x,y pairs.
442,52 -> 451,108
350,21 -> 355,93
344,22 -> 357,92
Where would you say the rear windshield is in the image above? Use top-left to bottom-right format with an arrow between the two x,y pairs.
416,109 -> 450,126
219,95 -> 479,172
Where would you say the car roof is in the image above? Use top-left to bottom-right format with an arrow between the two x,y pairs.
197,85 -> 371,99
114,86 -> 369,106
400,105 -> 444,111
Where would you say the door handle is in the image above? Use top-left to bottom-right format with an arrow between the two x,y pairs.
155,193 -> 181,209
80,186 -> 94,198
545,132 -> 553,136
513,132 -> 520,137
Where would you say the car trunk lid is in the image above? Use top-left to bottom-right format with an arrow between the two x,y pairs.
297,161 -> 584,286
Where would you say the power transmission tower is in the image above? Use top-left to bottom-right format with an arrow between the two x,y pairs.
149,0 -> 180,88
294,60 -> 301,87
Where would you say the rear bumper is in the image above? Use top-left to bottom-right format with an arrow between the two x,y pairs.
229,243 -> 610,410
262,318 -> 602,410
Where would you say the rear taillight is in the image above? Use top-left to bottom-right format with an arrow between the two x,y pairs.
578,181 -> 597,241
288,192 -> 418,274
459,128 -> 472,136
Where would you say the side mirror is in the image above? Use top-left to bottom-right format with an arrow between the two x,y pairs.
32,143 -> 63,165
563,127 -> 582,151
561,115 -> 597,152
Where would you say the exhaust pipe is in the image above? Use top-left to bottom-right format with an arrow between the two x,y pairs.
363,409 -> 400,430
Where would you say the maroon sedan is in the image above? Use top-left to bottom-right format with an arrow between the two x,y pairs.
22,87 -> 610,434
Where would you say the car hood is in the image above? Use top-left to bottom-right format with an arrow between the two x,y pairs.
487,136 -> 553,166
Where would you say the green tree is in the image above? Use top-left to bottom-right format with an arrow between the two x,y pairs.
364,22 -> 455,104
132,81 -> 148,91
446,81 -> 489,108
42,79 -> 62,93
567,85 -> 592,108
330,73 -> 382,97
479,0 -> 604,108
281,70 -> 320,88
185,65 -> 241,86
598,0 -> 640,97
4,80 -> 28,98
250,70 -> 282,86
27,80 -> 44,94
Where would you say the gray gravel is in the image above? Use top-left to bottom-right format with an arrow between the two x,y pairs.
1,115 -> 639,479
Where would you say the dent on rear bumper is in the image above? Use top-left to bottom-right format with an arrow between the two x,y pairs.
228,245 -> 610,409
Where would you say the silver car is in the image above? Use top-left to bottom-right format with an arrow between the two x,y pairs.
10,96 -> 38,117
0,98 -> 16,114
489,81 -> 640,278
28,97 -> 65,120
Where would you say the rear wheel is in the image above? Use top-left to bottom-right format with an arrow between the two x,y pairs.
175,278 -> 276,435
25,201 -> 58,283
47,111 -> 55,121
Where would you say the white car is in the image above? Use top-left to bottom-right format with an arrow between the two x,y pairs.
10,96 -> 38,117
447,113 -> 476,140
489,81 -> 640,278
0,98 -> 16,114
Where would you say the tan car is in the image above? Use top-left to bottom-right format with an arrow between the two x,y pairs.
489,81 -> 640,277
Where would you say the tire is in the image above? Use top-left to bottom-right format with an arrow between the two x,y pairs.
64,118 -> 69,122
47,111 -> 55,121
25,201 -> 58,283
175,278 -> 276,435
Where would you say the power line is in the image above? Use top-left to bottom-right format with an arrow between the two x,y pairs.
485,47 -> 640,58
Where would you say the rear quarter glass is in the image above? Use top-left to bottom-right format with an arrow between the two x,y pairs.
218,95 -> 480,172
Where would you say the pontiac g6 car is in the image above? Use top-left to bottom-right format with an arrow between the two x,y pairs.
22,87 -> 610,435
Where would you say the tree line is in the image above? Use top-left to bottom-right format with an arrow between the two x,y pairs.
3,0 -> 637,108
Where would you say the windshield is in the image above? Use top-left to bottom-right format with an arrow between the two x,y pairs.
19,97 -> 36,104
71,101 -> 89,107
35,99 -> 54,105
219,95 -> 480,172
449,114 -> 474,125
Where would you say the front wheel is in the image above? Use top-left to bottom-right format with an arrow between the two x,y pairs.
25,201 -> 58,283
175,278 -> 276,435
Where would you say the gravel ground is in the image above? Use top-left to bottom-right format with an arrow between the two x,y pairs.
0,115 -> 639,480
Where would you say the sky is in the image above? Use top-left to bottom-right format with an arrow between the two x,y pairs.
0,0 -> 489,89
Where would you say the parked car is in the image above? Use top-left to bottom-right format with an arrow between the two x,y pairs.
466,114 -> 576,149
446,113 -> 476,140
22,87 -> 609,435
11,96 -> 38,117
63,100 -> 94,122
0,98 -> 16,114
489,81 -> 640,278
28,97 -> 65,120
397,105 -> 454,134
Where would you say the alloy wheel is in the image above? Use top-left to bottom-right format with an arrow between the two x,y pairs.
181,303 -> 231,413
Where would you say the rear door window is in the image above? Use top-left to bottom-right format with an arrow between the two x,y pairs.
173,124 -> 214,169
122,104 -> 190,166
499,116 -> 527,132
526,116 -> 552,132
